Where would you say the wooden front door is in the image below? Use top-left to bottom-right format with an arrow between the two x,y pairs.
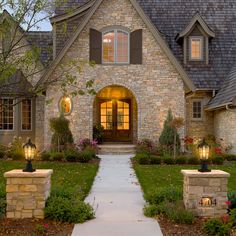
100,99 -> 132,142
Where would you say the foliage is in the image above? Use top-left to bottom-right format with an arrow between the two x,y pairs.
150,156 -> 162,165
77,139 -> 98,152
211,156 -> 224,165
45,195 -> 94,223
159,109 -> 181,155
136,139 -> 155,155
144,204 -> 165,217
50,116 -> 74,151
228,192 -> 236,210
203,218 -> 232,236
7,136 -> 24,160
40,151 -> 51,161
50,152 -> 65,162
0,197 -> 6,219
145,187 -> 181,205
93,124 -> 104,144
65,149 -> 80,162
134,153 -> 150,165
78,147 -> 96,163
0,150 -> 5,159
223,154 -> 236,162
187,157 -> 199,165
36,224 -> 49,234
163,157 -> 175,165
175,156 -> 187,164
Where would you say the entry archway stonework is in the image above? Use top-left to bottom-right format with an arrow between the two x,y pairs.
44,0 -> 186,146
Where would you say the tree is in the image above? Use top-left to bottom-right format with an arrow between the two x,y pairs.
159,109 -> 181,157
0,0 -> 96,105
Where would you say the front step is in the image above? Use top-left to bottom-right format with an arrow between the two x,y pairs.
98,144 -> 136,155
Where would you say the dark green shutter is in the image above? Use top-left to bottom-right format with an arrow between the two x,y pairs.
130,29 -> 142,64
89,28 -> 102,64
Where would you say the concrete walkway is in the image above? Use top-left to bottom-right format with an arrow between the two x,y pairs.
72,155 -> 163,236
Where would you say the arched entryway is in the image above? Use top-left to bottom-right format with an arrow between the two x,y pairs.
93,85 -> 138,143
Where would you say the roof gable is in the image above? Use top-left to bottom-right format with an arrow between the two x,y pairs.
176,12 -> 215,41
38,0 -> 195,91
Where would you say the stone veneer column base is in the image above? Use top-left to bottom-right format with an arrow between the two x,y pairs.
181,170 -> 230,217
4,169 -> 53,219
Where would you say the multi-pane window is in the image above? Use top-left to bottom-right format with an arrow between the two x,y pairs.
100,101 -> 113,130
22,99 -> 32,130
117,101 -> 130,130
102,29 -> 129,64
0,98 -> 14,130
192,101 -> 202,120
190,37 -> 203,60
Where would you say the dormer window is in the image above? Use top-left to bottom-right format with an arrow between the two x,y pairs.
102,29 -> 129,64
190,36 -> 203,60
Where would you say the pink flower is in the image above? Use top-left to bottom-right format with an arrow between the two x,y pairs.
222,214 -> 230,223
225,201 -> 231,206
44,224 -> 49,229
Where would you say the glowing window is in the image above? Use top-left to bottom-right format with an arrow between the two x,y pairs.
190,37 -> 203,60
102,29 -> 129,64
59,96 -> 72,115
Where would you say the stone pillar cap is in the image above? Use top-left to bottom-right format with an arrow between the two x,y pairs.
4,169 -> 53,178
181,169 -> 230,177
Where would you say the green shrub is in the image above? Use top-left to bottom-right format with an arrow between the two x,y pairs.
136,139 -> 155,155
150,156 -> 161,165
0,197 -> 6,218
145,187 -> 181,205
135,153 -> 150,165
144,204 -> 165,217
203,218 -> 232,236
164,201 -> 195,224
223,154 -> 236,161
211,156 -> 224,165
45,195 -> 94,223
228,192 -> 236,210
93,124 -> 104,144
7,137 -> 24,160
78,147 -> 95,163
176,156 -> 187,164
187,157 -> 199,165
0,150 -> 5,159
50,116 -> 74,151
163,157 -> 175,165
159,109 -> 180,153
40,151 -> 51,161
50,152 -> 64,162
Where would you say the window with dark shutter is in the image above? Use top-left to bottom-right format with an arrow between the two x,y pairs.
130,29 -> 142,64
89,28 -> 102,64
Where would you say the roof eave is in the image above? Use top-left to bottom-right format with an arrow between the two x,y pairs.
205,102 -> 233,111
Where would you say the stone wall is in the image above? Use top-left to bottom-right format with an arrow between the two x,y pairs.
4,170 -> 53,219
186,91 -> 214,139
214,108 -> 236,154
44,0 -> 186,146
182,170 -> 229,217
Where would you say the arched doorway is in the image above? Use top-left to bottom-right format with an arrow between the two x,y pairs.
93,85 -> 138,143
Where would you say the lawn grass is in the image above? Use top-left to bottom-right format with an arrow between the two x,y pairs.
0,161 -> 99,200
134,163 -> 236,196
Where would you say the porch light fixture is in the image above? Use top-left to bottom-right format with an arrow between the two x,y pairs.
198,138 -> 211,173
23,139 -> 36,172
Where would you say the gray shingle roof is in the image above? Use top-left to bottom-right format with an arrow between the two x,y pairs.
53,0 -> 236,91
0,70 -> 34,95
26,31 -> 53,67
207,65 -> 236,109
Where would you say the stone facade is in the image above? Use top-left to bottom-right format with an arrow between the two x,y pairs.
186,91 -> 214,139
214,109 -> 236,154
44,0 -> 186,146
4,170 -> 53,219
182,170 -> 230,217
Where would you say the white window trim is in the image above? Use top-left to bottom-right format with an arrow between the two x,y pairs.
102,29 -> 130,65
189,36 -> 204,61
21,99 -> 33,131
0,97 -> 15,132
192,99 -> 203,121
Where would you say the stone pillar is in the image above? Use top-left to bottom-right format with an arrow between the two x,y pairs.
4,169 -> 53,219
181,170 -> 230,217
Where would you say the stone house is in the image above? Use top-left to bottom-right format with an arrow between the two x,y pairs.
1,0 -> 236,153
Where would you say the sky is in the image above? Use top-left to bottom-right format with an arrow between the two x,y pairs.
32,13 -> 52,31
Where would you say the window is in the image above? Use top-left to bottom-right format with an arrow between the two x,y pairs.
59,96 -> 72,115
192,100 -> 202,120
190,37 -> 203,60
0,98 -> 14,130
22,99 -> 32,131
102,29 -> 129,64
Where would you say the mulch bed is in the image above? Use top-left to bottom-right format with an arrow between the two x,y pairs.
0,218 -> 73,236
158,216 -> 208,236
